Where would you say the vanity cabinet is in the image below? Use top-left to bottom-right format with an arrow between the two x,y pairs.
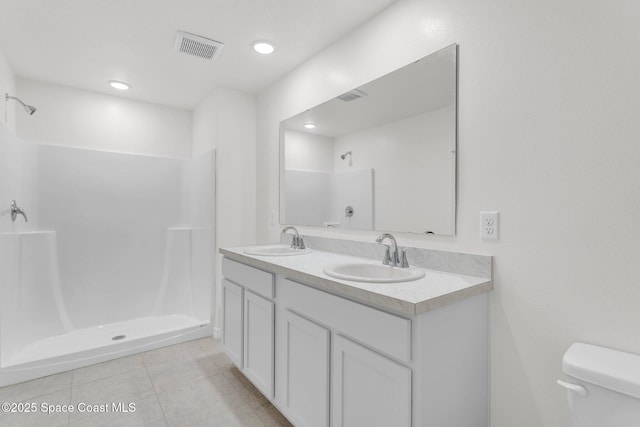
221,258 -> 275,398
276,277 -> 411,427
222,255 -> 489,427
282,310 -> 330,427
332,334 -> 411,427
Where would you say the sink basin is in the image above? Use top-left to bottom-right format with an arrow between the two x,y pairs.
323,262 -> 425,283
244,245 -> 312,256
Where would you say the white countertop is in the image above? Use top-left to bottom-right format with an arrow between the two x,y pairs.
220,245 -> 492,317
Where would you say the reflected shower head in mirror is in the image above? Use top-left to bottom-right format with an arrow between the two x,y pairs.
340,150 -> 353,167
5,93 -> 37,115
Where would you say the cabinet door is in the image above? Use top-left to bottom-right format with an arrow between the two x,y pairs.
243,290 -> 275,399
222,279 -> 243,367
283,310 -> 330,427
332,335 -> 411,427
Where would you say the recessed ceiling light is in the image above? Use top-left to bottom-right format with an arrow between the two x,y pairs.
304,122 -> 316,129
252,41 -> 275,55
108,80 -> 130,90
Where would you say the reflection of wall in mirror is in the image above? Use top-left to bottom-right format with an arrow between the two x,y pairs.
284,130 -> 333,172
329,169 -> 373,229
284,168 -> 373,229
285,169 -> 331,226
333,105 -> 455,234
284,130 -> 333,226
284,130 -> 374,229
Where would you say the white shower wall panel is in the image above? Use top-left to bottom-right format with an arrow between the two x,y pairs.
0,232 -> 69,366
0,123 -> 38,233
329,168 -> 374,229
0,120 -> 214,386
188,151 -> 215,227
36,145 -> 187,329
285,169 -> 332,226
0,125 -> 15,233
186,151 -> 215,321
0,233 -> 18,364
284,168 -> 373,228
191,227 -> 214,320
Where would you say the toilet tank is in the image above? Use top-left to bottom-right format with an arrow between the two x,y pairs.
560,343 -> 640,427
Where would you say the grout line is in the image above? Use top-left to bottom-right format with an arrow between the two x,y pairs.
70,354 -> 144,387
153,391 -> 170,427
0,376 -> 74,406
142,351 -> 160,395
142,353 -> 171,427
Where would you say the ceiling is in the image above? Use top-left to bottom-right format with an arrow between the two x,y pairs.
282,44 -> 456,138
0,0 -> 397,109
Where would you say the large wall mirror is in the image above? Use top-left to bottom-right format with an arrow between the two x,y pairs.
279,44 -> 457,235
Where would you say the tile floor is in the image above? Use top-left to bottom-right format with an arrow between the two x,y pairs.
0,338 -> 293,427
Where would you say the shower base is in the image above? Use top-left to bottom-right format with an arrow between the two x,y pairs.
0,314 -> 210,387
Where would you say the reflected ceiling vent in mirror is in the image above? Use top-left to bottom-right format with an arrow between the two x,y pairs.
337,89 -> 368,102
174,31 -> 224,60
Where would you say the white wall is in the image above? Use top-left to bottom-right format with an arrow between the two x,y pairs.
16,78 -> 192,158
329,169 -> 373,229
334,107 -> 455,233
0,49 -> 16,132
193,87 -> 256,331
284,170 -> 332,225
0,50 -> 21,230
0,66 -> 37,237
257,1 -> 640,426
282,130 -> 335,227
0,125 -> 36,234
284,130 -> 334,172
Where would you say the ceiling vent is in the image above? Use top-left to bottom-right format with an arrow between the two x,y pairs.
174,31 -> 224,60
337,89 -> 368,102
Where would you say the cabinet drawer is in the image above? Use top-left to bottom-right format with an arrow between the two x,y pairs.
279,278 -> 411,363
222,258 -> 274,299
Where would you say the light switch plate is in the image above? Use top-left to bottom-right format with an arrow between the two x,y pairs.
480,211 -> 499,240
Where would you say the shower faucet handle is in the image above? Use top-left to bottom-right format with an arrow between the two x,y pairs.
10,200 -> 28,222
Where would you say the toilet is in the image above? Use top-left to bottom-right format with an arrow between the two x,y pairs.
559,343 -> 640,426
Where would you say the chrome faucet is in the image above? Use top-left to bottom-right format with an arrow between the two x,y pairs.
376,233 -> 399,266
282,226 -> 305,249
375,233 -> 409,268
10,200 -> 28,222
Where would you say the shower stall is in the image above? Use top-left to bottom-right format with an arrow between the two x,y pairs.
0,123 -> 214,387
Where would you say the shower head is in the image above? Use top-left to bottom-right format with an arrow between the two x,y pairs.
340,151 -> 352,160
23,104 -> 37,115
5,93 -> 37,115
